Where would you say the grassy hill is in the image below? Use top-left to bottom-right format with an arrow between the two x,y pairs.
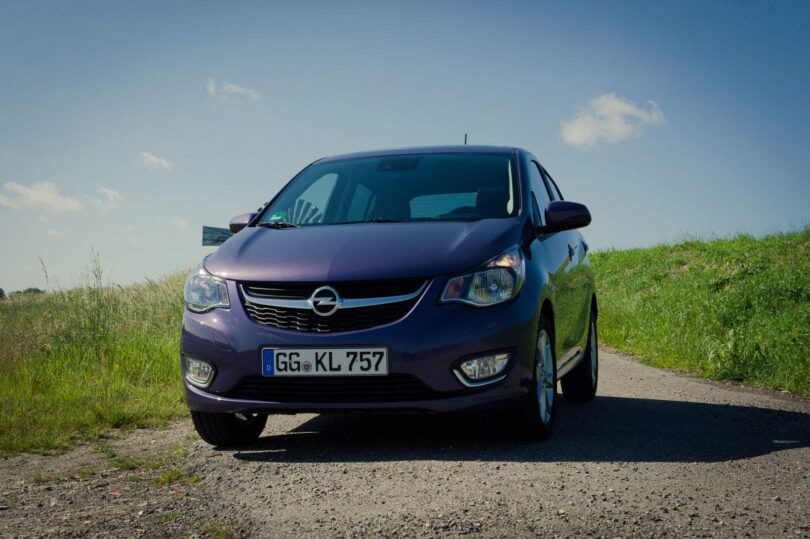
1,230 -> 807,455
591,229 -> 809,396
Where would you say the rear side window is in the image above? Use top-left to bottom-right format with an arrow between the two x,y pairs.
528,161 -> 551,226
541,168 -> 564,200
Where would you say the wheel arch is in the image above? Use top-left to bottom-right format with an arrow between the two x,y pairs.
540,299 -> 555,346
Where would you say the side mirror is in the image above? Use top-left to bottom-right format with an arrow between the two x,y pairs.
539,201 -> 591,233
229,212 -> 256,234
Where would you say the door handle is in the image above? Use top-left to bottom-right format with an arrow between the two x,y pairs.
568,244 -> 576,259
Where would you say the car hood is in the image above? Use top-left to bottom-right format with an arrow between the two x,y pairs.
204,219 -> 523,283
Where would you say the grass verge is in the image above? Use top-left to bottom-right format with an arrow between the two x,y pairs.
591,229 -> 809,396
0,258 -> 187,456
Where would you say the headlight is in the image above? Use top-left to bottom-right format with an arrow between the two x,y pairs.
440,246 -> 525,307
184,262 -> 230,313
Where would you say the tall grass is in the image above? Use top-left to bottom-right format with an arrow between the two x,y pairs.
0,258 -> 187,455
591,229 -> 810,396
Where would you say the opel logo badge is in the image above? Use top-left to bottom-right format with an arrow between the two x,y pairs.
308,286 -> 341,317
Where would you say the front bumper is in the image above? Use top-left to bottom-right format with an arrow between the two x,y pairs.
181,279 -> 538,413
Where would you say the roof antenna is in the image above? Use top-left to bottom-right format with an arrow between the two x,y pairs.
464,133 -> 468,145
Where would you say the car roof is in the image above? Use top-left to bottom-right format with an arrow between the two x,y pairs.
316,145 -> 519,164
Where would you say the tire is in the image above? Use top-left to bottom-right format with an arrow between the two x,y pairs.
191,411 -> 267,447
505,315 -> 557,440
561,309 -> 598,402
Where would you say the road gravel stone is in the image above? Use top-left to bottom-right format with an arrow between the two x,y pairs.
0,348 -> 808,537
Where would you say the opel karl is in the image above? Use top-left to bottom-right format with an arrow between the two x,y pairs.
181,146 -> 597,445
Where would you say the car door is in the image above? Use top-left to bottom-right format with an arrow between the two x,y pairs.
541,167 -> 590,355
527,160 -> 577,363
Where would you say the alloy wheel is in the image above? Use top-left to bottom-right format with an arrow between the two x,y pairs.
536,329 -> 555,425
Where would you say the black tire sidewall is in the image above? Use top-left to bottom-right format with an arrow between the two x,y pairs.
514,315 -> 557,440
191,411 -> 267,447
561,309 -> 598,401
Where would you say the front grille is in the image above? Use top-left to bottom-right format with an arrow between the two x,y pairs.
243,300 -> 417,332
223,374 -> 463,402
240,279 -> 426,333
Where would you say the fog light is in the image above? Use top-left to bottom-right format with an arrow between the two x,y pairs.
457,352 -> 510,384
183,355 -> 215,388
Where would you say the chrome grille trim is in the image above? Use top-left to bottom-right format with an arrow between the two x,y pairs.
239,282 -> 427,310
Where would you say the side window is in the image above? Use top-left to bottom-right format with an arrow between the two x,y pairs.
528,161 -> 552,226
541,167 -> 564,200
530,193 -> 542,228
286,173 -> 337,224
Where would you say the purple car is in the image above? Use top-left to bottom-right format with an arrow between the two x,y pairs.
182,146 -> 597,445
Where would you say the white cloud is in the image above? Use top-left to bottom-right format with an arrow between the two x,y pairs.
45,228 -> 61,237
0,182 -> 83,212
561,93 -> 665,148
206,77 -> 217,96
206,77 -> 262,102
0,182 -> 126,215
137,151 -> 174,171
171,217 -> 189,232
92,187 -> 125,211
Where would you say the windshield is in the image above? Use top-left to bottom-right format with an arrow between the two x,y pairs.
258,153 -> 518,226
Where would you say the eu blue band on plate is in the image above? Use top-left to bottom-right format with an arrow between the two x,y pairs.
262,349 -> 275,376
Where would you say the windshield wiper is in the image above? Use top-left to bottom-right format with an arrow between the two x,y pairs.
366,217 -> 398,223
255,221 -> 299,229
410,216 -> 482,222
330,217 -> 401,225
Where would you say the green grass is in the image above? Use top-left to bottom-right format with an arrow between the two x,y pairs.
1,231 -> 807,456
200,520 -> 237,539
0,259 -> 188,456
154,510 -> 184,525
153,467 -> 203,486
92,440 -> 202,485
591,229 -> 810,396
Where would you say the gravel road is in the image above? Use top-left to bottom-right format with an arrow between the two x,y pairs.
1,348 -> 808,538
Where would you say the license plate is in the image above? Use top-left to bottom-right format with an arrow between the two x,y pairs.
261,348 -> 388,377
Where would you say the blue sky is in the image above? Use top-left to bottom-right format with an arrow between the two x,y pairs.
1,0 -> 808,291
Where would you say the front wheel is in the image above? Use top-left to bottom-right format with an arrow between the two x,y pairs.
191,411 -> 267,447
561,310 -> 598,401
505,315 -> 557,440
